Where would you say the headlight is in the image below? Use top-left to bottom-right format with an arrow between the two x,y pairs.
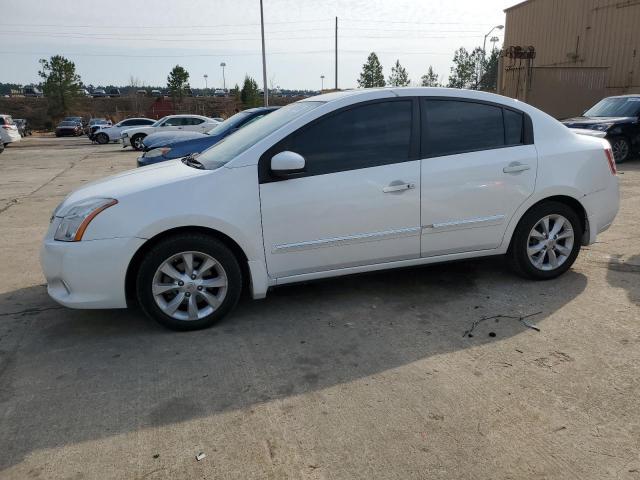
144,147 -> 171,158
589,123 -> 613,132
122,132 -> 129,138
53,198 -> 118,242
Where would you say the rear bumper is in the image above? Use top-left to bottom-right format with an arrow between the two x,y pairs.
40,236 -> 145,309
3,130 -> 21,143
582,181 -> 620,245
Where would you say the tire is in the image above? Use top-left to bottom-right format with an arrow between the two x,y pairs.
0,144 -> 4,154
131,134 -> 146,151
609,136 -> 630,164
136,233 -> 242,331
95,132 -> 109,145
508,201 -> 582,280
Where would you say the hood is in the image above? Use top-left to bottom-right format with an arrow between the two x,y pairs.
121,126 -> 155,137
60,159 -> 208,209
561,116 -> 637,128
166,134 -> 223,153
144,130 -> 208,149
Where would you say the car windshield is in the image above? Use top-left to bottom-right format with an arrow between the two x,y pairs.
197,102 -> 323,170
151,117 -> 168,127
206,111 -> 253,135
584,97 -> 640,117
59,121 -> 77,126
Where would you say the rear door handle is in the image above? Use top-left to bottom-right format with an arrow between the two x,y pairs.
383,182 -> 416,193
503,162 -> 531,174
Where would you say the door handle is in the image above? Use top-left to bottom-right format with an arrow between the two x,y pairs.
383,182 -> 416,193
503,162 -> 531,174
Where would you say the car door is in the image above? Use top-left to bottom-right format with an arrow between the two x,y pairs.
419,98 -> 538,257
259,98 -> 421,279
183,117 -> 207,132
160,117 -> 183,131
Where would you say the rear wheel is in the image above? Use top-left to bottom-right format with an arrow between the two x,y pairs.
136,234 -> 242,330
96,132 -> 109,144
610,136 -> 630,163
131,134 -> 146,151
508,201 -> 582,280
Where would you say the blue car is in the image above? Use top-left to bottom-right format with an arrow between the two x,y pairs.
137,107 -> 279,167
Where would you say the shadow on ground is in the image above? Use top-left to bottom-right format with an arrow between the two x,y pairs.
0,258 -> 587,470
607,254 -> 640,305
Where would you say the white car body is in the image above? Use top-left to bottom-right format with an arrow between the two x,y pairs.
94,118 -> 155,142
41,88 -> 619,316
0,114 -> 22,145
120,115 -> 219,148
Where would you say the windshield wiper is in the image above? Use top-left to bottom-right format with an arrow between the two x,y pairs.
182,153 -> 204,169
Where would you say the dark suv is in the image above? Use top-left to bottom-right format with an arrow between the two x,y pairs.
562,95 -> 640,163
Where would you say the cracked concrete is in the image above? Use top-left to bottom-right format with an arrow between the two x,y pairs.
0,136 -> 639,479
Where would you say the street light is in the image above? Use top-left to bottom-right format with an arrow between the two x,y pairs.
320,74 -> 325,91
479,25 -> 504,85
203,74 -> 208,94
220,62 -> 226,91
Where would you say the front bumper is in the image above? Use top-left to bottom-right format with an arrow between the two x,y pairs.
40,235 -> 146,309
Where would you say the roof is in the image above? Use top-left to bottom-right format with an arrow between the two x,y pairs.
504,0 -> 534,12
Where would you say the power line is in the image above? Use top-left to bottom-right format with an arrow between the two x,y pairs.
0,19 -> 334,29
0,49 -> 453,58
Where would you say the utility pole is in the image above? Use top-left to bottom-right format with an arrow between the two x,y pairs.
220,62 -> 226,91
203,74 -> 208,94
260,0 -> 268,106
320,74 -> 325,91
334,16 -> 338,90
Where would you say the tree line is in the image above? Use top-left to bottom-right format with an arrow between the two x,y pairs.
357,47 -> 500,91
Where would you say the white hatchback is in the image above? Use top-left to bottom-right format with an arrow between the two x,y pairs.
41,88 -> 619,330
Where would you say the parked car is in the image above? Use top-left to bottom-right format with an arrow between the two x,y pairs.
92,89 -> 107,98
151,90 -> 163,98
107,88 -> 121,98
92,117 -> 155,144
23,86 -> 43,97
120,115 -> 219,151
14,118 -> 32,137
55,120 -> 83,137
562,94 -> 640,163
138,107 -> 278,166
0,114 -> 21,147
86,118 -> 112,137
136,89 -> 148,96
40,88 -> 620,331
213,89 -> 227,97
64,116 -> 84,126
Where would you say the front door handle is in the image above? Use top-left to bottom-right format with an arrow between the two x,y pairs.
503,162 -> 531,174
383,182 -> 416,193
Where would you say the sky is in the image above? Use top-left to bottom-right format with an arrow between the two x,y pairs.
1,0 -> 517,91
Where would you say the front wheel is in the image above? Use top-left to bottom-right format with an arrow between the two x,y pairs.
131,134 -> 146,151
610,136 -> 631,164
136,234 -> 242,330
95,132 -> 109,144
508,201 -> 582,280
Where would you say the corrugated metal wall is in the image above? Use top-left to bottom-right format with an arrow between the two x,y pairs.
501,0 -> 640,118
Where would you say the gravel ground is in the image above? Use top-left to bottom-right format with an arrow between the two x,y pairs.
0,136 -> 639,480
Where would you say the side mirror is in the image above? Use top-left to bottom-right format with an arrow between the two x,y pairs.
270,151 -> 306,178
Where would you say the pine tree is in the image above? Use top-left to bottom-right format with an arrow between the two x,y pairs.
387,59 -> 410,87
420,66 -> 440,87
167,65 -> 190,102
357,52 -> 386,88
240,76 -> 260,107
447,47 -> 484,89
38,55 -> 82,118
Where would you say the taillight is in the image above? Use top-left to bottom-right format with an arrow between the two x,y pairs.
604,147 -> 617,175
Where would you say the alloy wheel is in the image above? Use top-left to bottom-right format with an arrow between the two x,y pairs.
611,138 -> 629,163
527,214 -> 575,271
152,251 -> 228,321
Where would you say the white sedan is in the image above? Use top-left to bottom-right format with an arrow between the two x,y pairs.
92,117 -> 155,144
121,115 -> 219,150
41,88 -> 619,331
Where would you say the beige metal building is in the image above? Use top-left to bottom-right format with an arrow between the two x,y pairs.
499,0 -> 640,118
